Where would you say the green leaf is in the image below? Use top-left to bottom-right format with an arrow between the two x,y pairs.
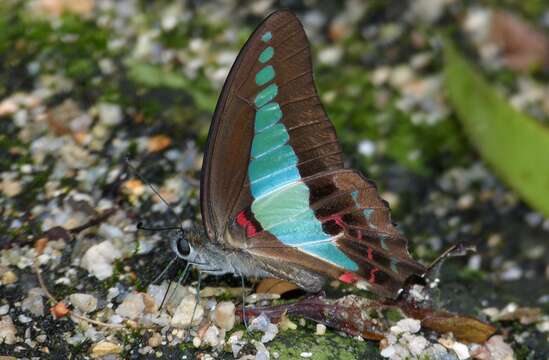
443,39 -> 549,217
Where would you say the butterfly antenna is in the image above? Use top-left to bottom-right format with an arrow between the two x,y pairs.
425,243 -> 476,279
124,156 -> 182,227
137,222 -> 181,232
190,272 -> 202,327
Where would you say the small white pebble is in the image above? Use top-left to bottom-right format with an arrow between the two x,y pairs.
452,342 -> 470,360
300,352 -> 313,358
69,293 -> 98,313
18,314 -> 32,323
315,324 -> 326,335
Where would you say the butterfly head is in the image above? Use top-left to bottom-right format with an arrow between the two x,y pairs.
170,225 -> 203,262
169,225 -> 231,275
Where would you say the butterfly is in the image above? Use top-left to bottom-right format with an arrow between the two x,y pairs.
171,10 -> 426,298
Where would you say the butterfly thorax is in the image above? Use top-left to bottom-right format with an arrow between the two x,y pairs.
183,224 -> 271,278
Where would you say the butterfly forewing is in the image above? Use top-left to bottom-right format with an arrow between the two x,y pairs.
201,10 -> 343,240
201,10 -> 425,298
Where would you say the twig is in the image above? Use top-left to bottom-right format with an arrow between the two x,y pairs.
69,208 -> 117,235
33,258 -> 124,329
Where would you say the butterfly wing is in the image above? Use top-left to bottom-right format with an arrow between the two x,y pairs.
202,10 -> 425,298
236,169 -> 426,297
201,10 -> 343,241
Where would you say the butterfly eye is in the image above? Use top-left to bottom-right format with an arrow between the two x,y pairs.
175,237 -> 191,257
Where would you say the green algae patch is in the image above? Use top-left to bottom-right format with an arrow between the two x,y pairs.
444,40 -> 549,217
266,325 -> 381,360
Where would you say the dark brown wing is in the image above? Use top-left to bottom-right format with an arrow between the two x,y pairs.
201,10 -> 343,241
240,169 -> 426,298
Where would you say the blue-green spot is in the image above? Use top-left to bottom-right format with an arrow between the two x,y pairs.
259,46 -> 274,63
254,83 -> 278,108
301,243 -> 359,271
249,145 -> 297,183
261,32 -> 272,42
390,258 -> 399,273
250,167 -> 300,199
251,123 -> 289,158
255,65 -> 275,86
255,102 -> 282,132
379,235 -> 389,250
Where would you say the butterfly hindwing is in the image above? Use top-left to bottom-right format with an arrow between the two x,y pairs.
234,169 -> 426,297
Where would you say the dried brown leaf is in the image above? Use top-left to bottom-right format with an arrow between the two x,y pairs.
490,10 -> 549,72
421,314 -> 496,343
256,278 -> 300,295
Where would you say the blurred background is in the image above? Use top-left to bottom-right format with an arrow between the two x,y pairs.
0,0 -> 548,358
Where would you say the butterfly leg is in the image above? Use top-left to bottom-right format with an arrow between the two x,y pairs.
238,272 -> 249,330
190,272 -> 202,327
149,256 -> 178,286
161,262 -> 192,311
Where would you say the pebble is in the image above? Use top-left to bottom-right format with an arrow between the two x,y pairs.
148,332 -> 162,347
106,287 -> 120,302
300,352 -> 313,358
69,293 -> 98,313
90,340 -> 122,358
80,241 -> 122,280
245,293 -> 280,304
408,0 -> 449,23
116,292 -> 145,320
98,103 -> 123,126
0,178 -> 23,198
249,313 -> 278,343
358,140 -> 376,157
202,325 -> 223,347
22,288 -> 45,316
0,315 -> 17,345
18,314 -> 32,323
0,305 -> 9,316
228,330 -> 245,357
1,271 -> 17,285
0,98 -> 18,116
371,66 -> 391,86
451,342 -> 470,360
148,282 -> 189,311
406,334 -> 429,355
485,335 -> 515,360
318,46 -> 343,66
390,318 -> 421,334
253,340 -> 270,360
214,301 -> 235,331
315,324 -> 326,336
380,345 -> 396,358
142,293 -> 157,314
171,295 -> 204,328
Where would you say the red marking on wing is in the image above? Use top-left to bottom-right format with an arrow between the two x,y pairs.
368,268 -> 379,284
236,211 -> 258,237
236,212 -> 248,226
339,272 -> 360,284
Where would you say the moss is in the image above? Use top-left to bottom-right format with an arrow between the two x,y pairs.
265,326 -> 381,360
